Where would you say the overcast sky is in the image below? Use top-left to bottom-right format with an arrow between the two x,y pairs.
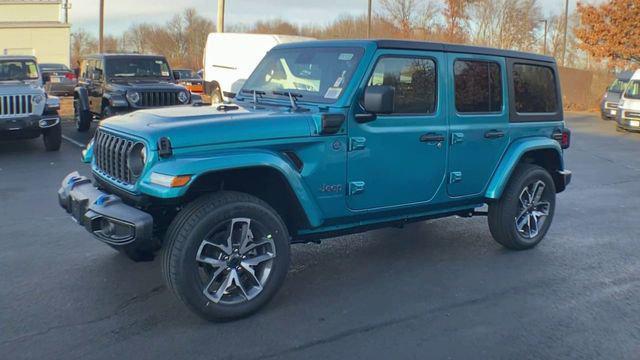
69,0 -> 603,35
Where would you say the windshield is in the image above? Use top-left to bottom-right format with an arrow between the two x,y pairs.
624,80 -> 640,100
0,60 -> 39,81
175,70 -> 199,79
106,58 -> 171,79
608,78 -> 629,93
40,64 -> 70,72
241,46 -> 365,104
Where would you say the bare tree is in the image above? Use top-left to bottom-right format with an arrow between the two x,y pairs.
71,28 -> 98,67
379,0 -> 420,37
443,0 -> 474,43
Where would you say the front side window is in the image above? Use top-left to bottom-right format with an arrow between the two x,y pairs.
454,60 -> 503,113
106,58 -> 171,79
624,80 -> 640,100
241,47 -> 364,103
367,57 -> 437,114
512,64 -> 558,113
0,60 -> 39,81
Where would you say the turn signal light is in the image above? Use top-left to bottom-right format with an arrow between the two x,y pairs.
150,173 -> 191,187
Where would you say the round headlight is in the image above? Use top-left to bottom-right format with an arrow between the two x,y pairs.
128,142 -> 147,178
126,91 -> 141,104
32,95 -> 44,105
178,91 -> 189,104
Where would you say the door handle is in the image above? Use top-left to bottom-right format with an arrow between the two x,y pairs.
420,133 -> 445,143
484,130 -> 505,139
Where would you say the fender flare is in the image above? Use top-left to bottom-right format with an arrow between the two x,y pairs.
485,137 -> 563,200
103,93 -> 128,109
74,87 -> 90,112
139,150 -> 325,228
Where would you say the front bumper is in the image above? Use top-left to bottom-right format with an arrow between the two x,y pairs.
58,172 -> 154,248
617,116 -> 640,132
601,108 -> 618,120
0,114 -> 59,139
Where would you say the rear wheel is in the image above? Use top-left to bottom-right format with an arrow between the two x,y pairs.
162,191 -> 290,321
42,122 -> 61,151
488,164 -> 556,250
74,98 -> 91,132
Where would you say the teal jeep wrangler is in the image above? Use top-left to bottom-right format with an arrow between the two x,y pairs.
58,40 -> 571,321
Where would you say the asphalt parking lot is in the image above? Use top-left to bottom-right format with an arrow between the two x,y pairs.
1,113 -> 639,359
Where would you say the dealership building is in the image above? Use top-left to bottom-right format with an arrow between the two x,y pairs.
0,0 -> 70,66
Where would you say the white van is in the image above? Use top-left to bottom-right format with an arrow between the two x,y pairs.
203,33 -> 314,102
617,69 -> 640,132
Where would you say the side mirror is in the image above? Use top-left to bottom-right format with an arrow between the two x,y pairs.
363,85 -> 395,114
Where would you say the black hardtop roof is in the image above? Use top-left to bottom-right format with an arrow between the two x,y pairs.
275,39 -> 556,63
616,71 -> 635,81
83,53 -> 168,60
375,40 -> 556,63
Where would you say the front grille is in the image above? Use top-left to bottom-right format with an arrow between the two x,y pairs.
605,102 -> 618,109
139,91 -> 180,107
94,130 -> 136,185
0,95 -> 34,117
624,111 -> 640,119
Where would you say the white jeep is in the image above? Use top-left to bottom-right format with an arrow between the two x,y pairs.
0,55 -> 61,151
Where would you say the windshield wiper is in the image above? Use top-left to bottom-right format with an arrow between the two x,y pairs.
272,91 -> 303,110
240,89 -> 266,105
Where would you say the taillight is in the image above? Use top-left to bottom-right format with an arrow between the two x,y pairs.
65,72 -> 76,80
552,128 -> 571,149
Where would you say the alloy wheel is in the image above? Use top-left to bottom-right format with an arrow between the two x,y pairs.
195,218 -> 276,305
515,180 -> 551,239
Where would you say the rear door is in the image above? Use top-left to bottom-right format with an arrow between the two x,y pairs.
347,50 -> 448,210
446,54 -> 509,198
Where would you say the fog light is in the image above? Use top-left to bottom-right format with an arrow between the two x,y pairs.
39,120 -> 48,127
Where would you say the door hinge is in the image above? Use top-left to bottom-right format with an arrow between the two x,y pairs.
349,137 -> 366,151
451,132 -> 464,145
349,181 -> 366,195
449,172 -> 463,184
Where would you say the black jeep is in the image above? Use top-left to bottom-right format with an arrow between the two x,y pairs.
73,54 -> 201,132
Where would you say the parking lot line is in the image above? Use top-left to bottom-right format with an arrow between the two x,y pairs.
62,134 -> 86,148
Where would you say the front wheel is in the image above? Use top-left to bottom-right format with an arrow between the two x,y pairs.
162,191 -> 290,321
42,122 -> 61,151
74,98 -> 92,132
488,164 -> 556,250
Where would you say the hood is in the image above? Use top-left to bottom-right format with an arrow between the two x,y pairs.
603,91 -> 622,103
100,104 -> 316,150
107,80 -> 186,92
620,97 -> 640,111
0,81 -> 44,95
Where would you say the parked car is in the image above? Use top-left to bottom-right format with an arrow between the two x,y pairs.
58,40 -> 572,321
203,32 -> 314,103
600,71 -> 633,120
73,54 -> 202,132
0,55 -> 61,151
616,70 -> 640,132
39,63 -> 77,96
172,68 -> 204,94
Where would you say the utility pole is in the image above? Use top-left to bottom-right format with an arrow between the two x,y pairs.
562,0 -> 569,66
539,19 -> 548,55
99,0 -> 105,53
217,0 -> 225,33
367,0 -> 372,38
62,0 -> 71,24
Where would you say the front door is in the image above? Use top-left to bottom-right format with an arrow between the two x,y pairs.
446,54 -> 510,198
89,60 -> 104,115
347,50 -> 448,211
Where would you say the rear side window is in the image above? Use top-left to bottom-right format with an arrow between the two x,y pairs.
512,64 -> 558,113
454,60 -> 502,113
368,56 -> 437,114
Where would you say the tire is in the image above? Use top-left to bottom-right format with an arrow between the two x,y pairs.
162,191 -> 290,321
488,164 -> 556,250
74,98 -> 92,132
42,122 -> 62,151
